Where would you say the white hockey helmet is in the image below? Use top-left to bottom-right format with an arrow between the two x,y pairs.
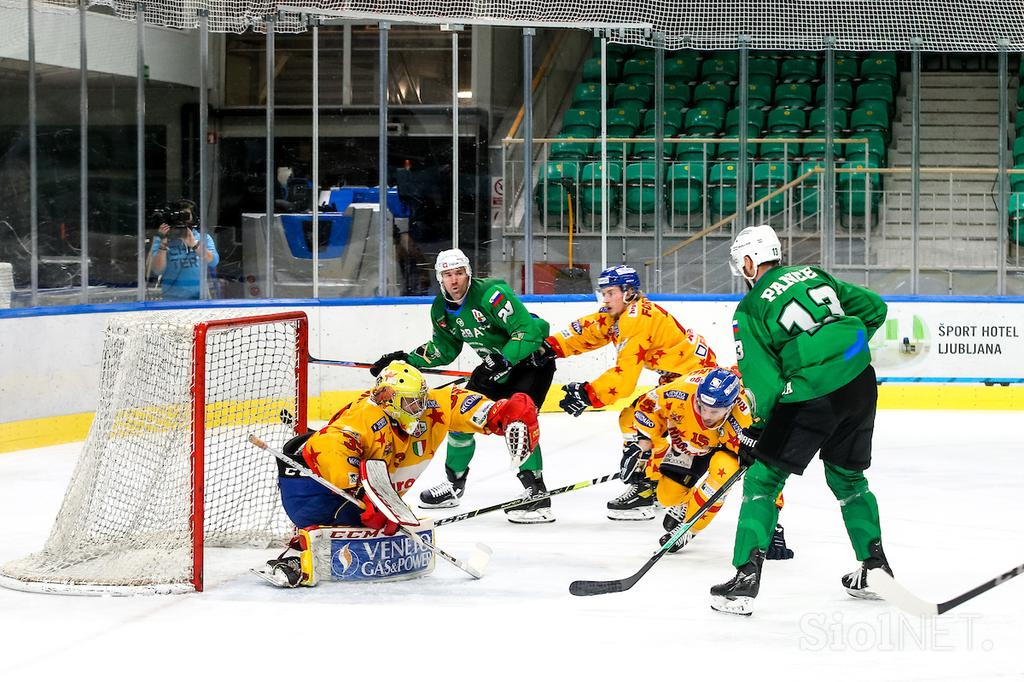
729,224 -> 782,285
435,248 -> 472,285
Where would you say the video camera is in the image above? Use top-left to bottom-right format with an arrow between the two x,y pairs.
151,200 -> 195,228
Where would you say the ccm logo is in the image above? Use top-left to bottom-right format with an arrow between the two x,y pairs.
330,529 -> 381,539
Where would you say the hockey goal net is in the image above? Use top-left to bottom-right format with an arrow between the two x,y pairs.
0,310 -> 308,595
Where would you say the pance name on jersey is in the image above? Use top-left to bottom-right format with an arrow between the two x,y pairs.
759,266 -> 819,302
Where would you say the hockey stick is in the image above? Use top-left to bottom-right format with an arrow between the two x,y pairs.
308,356 -> 472,377
868,563 -> 1024,617
569,465 -> 748,597
248,435 -> 491,579
433,473 -> 620,527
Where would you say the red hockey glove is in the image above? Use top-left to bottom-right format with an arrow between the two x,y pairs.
359,496 -> 399,536
485,392 -> 540,451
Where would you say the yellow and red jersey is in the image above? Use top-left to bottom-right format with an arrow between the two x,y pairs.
631,366 -> 753,460
546,296 -> 718,407
301,385 -> 497,496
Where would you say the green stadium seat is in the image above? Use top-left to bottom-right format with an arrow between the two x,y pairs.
550,134 -> 593,162
815,81 -> 854,108
579,162 -> 623,216
709,162 -> 740,215
748,57 -> 778,81
856,81 -> 895,116
667,162 -> 705,215
561,108 -> 601,137
725,107 -> 766,136
624,162 -> 663,216
666,53 -> 701,84
701,55 -> 739,83
685,106 -> 725,135
673,135 -> 716,162
1012,137 -> 1024,166
779,57 -> 818,83
745,75 -> 775,108
802,139 -> 842,159
774,83 -> 813,108
837,160 -> 882,220
808,107 -> 849,132
614,82 -> 652,109
861,54 -> 898,83
1016,88 -> 1024,110
1016,112 -> 1024,137
1010,192 -> 1024,244
844,131 -> 888,165
607,107 -> 643,138
662,83 -> 691,110
623,58 -> 656,84
592,39 -> 631,60
796,161 -> 822,214
632,47 -> 656,61
582,57 -> 622,82
572,82 -> 605,108
693,81 -> 733,108
714,141 -> 744,160
833,56 -> 859,81
752,161 -> 792,214
536,161 -> 578,216
642,109 -> 685,136
758,133 -> 802,161
1009,163 -> 1024,192
768,107 -> 807,133
850,107 -> 891,144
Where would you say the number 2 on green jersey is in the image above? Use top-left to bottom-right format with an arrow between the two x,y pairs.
777,284 -> 845,334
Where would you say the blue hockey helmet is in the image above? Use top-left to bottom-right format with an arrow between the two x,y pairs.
597,265 -> 641,293
696,368 -> 741,427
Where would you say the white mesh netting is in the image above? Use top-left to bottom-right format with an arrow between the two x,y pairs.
0,310 -> 302,595
28,0 -> 1024,49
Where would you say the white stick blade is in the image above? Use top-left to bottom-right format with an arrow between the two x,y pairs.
467,543 -> 493,579
868,569 -> 939,617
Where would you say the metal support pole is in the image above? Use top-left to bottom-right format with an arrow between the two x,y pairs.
136,3 -> 146,300
600,31 -> 608,271
997,40 -> 1009,295
450,26 -> 461,248
79,1 -> 89,303
522,27 -> 535,294
312,17 -> 320,298
823,38 -> 836,272
265,14 -> 275,298
378,22 -> 389,296
653,32 -> 665,292
911,38 -> 922,294
28,0 -> 38,305
736,35 -> 749,235
342,24 -> 352,105
198,10 -> 209,300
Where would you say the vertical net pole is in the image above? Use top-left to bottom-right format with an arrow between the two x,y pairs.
522,27 -> 535,294
378,21 -> 389,296
199,10 -> 209,300
823,38 -> 836,276
136,3 -> 146,301
736,35 -> 749,235
190,325 -> 208,592
997,39 -> 1009,295
28,0 -> 38,306
265,14 -> 275,298
312,17 -> 320,298
600,31 -> 608,271
452,26 -> 460,249
911,38 -> 921,294
80,0 -> 89,304
653,32 -> 664,292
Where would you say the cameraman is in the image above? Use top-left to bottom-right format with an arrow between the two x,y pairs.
149,199 -> 219,300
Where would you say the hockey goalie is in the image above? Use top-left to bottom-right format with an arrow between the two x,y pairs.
256,360 -> 540,587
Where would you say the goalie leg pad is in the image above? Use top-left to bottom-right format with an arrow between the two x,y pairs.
305,523 -> 438,583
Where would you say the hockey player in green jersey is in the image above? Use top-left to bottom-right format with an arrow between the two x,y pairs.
710,224 -> 893,616
370,248 -> 556,523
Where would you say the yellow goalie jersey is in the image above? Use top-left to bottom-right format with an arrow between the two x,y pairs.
301,385 -> 497,496
546,296 -> 718,407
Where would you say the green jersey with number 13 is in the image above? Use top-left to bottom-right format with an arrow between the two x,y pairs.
733,264 -> 887,422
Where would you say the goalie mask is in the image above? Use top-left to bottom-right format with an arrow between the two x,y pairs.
695,368 -> 741,429
372,361 -> 429,436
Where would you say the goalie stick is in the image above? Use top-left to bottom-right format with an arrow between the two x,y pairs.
308,356 -> 472,377
433,473 -> 620,527
868,563 -> 1024,617
248,435 -> 491,579
569,466 -> 747,597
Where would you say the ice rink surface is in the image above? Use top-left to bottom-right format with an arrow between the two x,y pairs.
1,410 -> 1021,680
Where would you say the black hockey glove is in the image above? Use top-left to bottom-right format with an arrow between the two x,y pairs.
527,340 -> 557,368
766,523 -> 795,560
476,353 -> 513,383
736,425 -> 763,467
370,350 -> 408,377
559,382 -> 593,417
619,440 -> 651,483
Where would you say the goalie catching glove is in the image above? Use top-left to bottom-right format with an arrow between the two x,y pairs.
484,392 -> 540,467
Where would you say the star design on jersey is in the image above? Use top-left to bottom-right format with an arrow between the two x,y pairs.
717,467 -> 726,478
726,433 -> 740,450
649,349 -> 666,363
305,445 -> 322,469
608,387 -> 618,397
612,366 -> 624,374
374,431 -> 387,448
634,345 -> 649,363
424,407 -> 446,426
